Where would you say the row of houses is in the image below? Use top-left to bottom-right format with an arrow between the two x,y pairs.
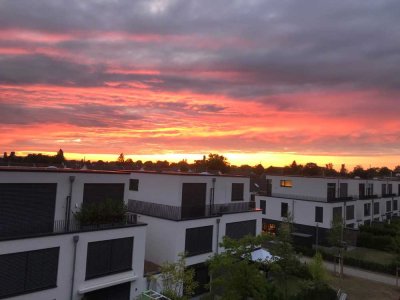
255,175 -> 400,245
0,167 -> 261,300
2,167 -> 399,300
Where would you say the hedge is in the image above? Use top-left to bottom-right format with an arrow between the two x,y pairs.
356,232 -> 394,251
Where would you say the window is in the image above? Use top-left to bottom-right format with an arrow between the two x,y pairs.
84,282 -> 131,300
367,183 -> 374,196
327,183 -> 336,201
129,179 -> 139,191
281,202 -> 288,217
185,226 -> 213,256
231,183 -> 244,201
0,183 -> 57,237
280,180 -> 292,188
83,183 -> 125,206
315,206 -> 323,223
388,184 -> 393,195
266,179 -> 272,196
398,184 -> 400,196
394,200 -> 398,211
332,206 -> 342,220
364,203 -> 371,217
0,248 -> 59,299
346,205 -> 354,220
386,200 -> 392,212
226,220 -> 256,240
382,184 -> 387,196
260,200 -> 266,215
86,237 -> 133,280
359,183 -> 365,199
374,202 -> 380,215
339,183 -> 348,198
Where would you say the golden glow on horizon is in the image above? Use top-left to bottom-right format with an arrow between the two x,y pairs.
15,150 -> 400,169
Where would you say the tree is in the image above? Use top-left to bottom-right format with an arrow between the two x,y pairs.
207,235 -> 276,300
328,214 -> 344,251
117,153 -> 125,163
177,159 -> 189,172
339,164 -> 347,176
351,165 -> 366,178
378,166 -> 392,177
308,252 -> 328,283
54,148 -> 65,164
254,163 -> 265,175
302,163 -> 321,176
269,215 -> 299,300
206,153 -> 230,173
160,253 -> 198,300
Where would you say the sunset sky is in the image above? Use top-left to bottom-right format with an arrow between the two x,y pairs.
1,0 -> 400,168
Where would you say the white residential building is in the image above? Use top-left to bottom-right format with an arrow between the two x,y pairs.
127,171 -> 262,295
256,175 -> 400,245
0,168 -> 147,300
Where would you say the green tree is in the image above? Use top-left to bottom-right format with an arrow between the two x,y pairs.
160,253 -> 198,300
328,214 -> 343,249
206,153 -> 230,173
207,235 -> 276,300
308,252 -> 328,283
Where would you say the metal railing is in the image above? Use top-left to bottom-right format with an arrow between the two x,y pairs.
0,212 -> 138,240
128,199 -> 256,221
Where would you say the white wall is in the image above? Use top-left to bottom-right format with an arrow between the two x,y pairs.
128,172 -> 250,206
0,170 -> 129,223
139,210 -> 261,267
0,225 -> 146,300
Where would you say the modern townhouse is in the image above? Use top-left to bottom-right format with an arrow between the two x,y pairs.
127,171 -> 262,295
256,175 -> 400,245
0,168 -> 147,300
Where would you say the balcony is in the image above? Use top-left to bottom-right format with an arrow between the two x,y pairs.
0,212 -> 140,241
382,193 -> 397,198
128,199 -> 257,221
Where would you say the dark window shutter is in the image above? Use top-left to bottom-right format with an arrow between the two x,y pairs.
225,220 -> 256,240
129,179 -> 139,191
231,183 -> 244,201
86,240 -> 112,279
260,200 -> 266,215
111,237 -> 133,273
346,205 -> 354,220
83,183 -> 125,206
315,206 -> 323,223
185,226 -> 213,256
333,207 -> 342,220
281,202 -> 288,217
0,252 -> 26,298
25,248 -> 59,291
86,237 -> 133,280
0,247 -> 59,299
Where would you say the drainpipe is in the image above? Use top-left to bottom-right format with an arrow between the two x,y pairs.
211,178 -> 216,215
216,218 -> 220,254
70,235 -> 79,300
66,176 -> 75,231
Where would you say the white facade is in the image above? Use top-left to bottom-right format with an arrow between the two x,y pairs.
139,211 -> 262,266
0,168 -> 147,300
0,226 -> 147,300
127,171 -> 262,266
256,175 -> 400,232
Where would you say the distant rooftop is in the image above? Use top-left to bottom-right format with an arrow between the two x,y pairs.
0,166 -> 248,178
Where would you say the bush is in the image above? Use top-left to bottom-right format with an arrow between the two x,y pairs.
292,283 -> 336,300
357,232 -> 394,251
74,198 -> 127,225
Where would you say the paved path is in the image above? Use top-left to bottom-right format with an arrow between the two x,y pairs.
300,256 -> 398,287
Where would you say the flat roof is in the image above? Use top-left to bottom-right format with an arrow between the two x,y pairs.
265,174 -> 400,181
0,167 -> 248,178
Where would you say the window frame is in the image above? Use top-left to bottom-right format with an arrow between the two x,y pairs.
231,183 -> 244,201
280,180 -> 293,188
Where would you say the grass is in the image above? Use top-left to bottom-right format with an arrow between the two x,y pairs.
329,273 -> 400,300
344,247 -> 396,265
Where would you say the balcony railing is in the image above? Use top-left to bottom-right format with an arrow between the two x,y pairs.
128,199 -> 257,221
0,212 -> 138,241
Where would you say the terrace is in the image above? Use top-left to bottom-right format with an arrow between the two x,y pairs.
0,212 -> 142,241
128,199 -> 257,221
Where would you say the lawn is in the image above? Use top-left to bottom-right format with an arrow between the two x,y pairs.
344,247 -> 396,265
329,273 -> 400,300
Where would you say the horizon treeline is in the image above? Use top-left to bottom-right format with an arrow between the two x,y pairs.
1,150 -> 400,179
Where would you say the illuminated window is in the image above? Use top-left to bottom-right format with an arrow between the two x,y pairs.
280,180 -> 293,188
